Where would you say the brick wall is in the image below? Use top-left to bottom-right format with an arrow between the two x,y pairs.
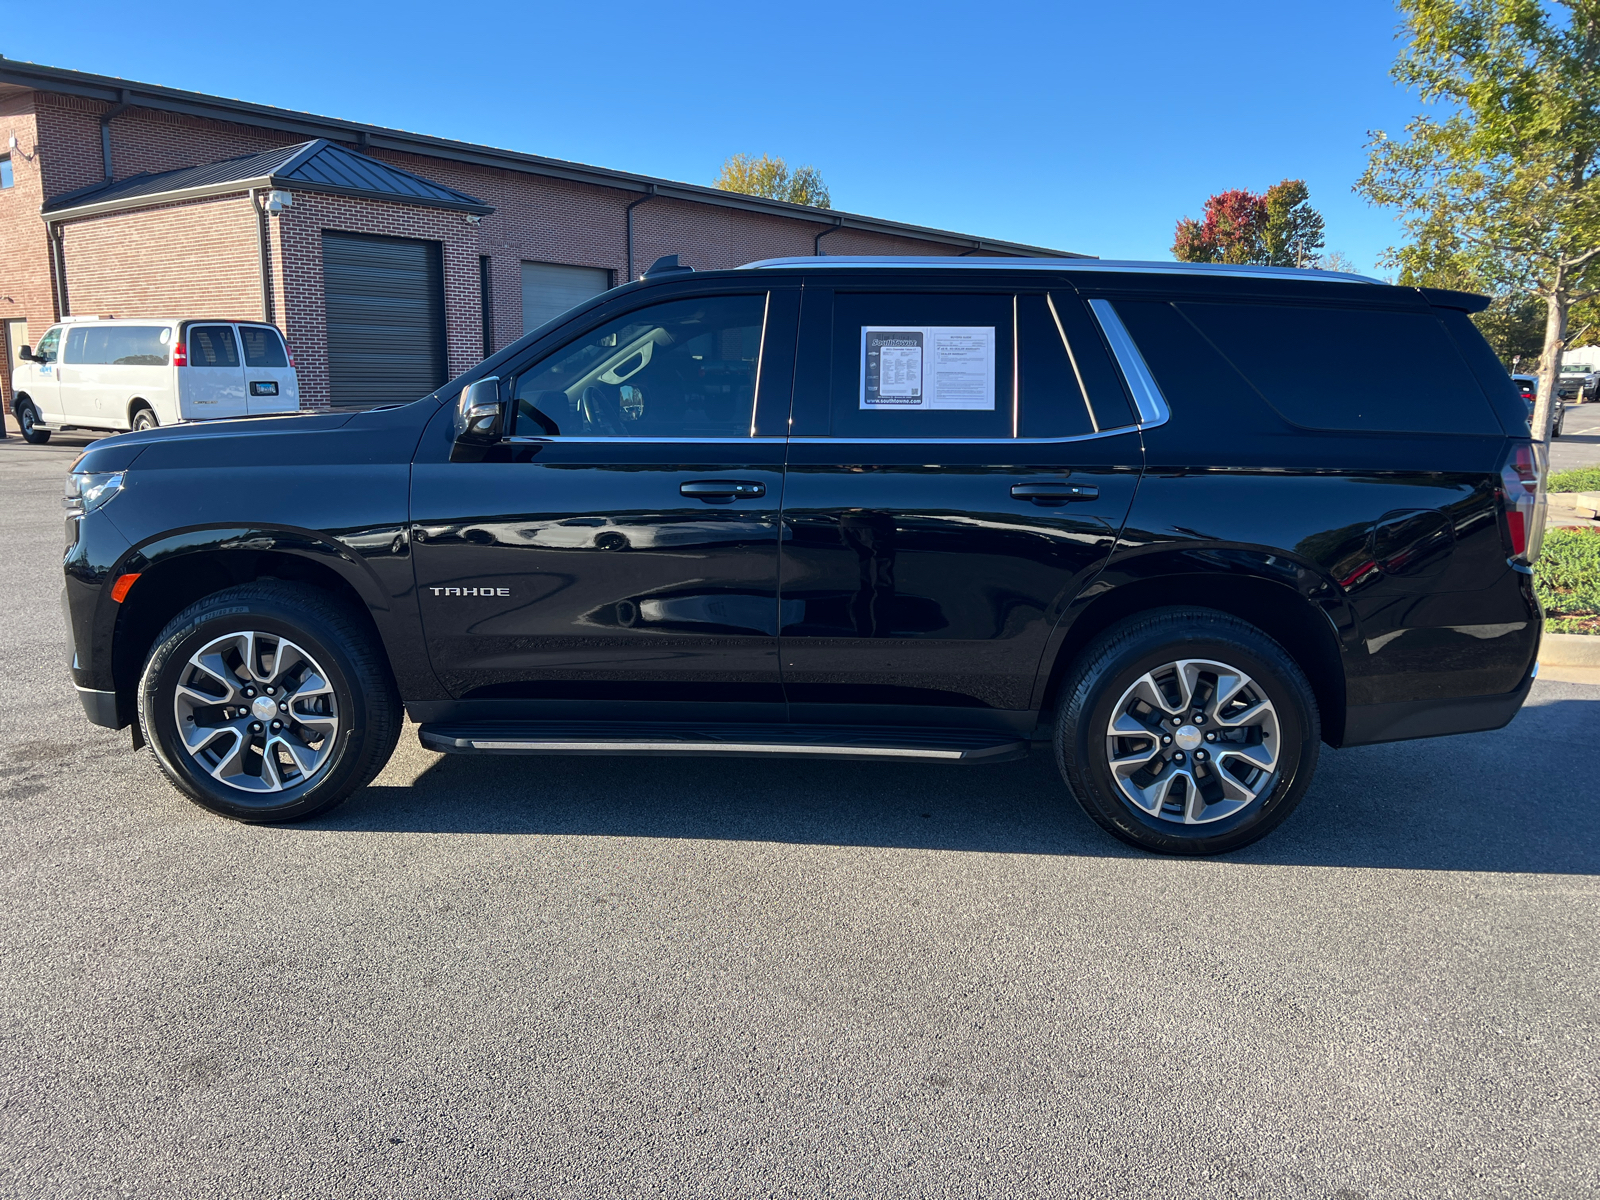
0,95 -> 52,408
273,191 -> 482,410
60,193 -> 264,322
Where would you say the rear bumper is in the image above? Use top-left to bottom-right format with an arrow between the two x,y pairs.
1340,664 -> 1538,748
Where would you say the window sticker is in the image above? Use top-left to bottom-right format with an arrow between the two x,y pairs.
860,326 -> 995,410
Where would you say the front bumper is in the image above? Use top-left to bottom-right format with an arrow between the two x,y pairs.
77,685 -> 121,729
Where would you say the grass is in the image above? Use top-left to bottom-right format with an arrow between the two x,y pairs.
1548,465 -> 1600,493
1535,526 -> 1600,633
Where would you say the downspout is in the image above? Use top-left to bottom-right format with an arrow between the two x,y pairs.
47,221 -> 68,318
814,216 -> 844,256
100,89 -> 130,181
249,187 -> 274,324
625,185 -> 657,281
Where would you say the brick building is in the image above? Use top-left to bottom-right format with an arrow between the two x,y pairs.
0,61 -> 1083,412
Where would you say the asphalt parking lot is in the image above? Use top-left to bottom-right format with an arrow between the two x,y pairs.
1,426 -> 1597,1200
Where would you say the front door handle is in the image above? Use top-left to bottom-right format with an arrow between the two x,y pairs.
1011,482 -> 1099,504
680,479 -> 766,501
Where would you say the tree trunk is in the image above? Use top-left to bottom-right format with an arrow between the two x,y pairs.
1532,278 -> 1567,446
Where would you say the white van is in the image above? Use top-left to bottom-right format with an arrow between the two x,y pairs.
10,317 -> 299,443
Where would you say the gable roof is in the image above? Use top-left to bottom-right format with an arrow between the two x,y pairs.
0,60 -> 1082,257
42,139 -> 493,219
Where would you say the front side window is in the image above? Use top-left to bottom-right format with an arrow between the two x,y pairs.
34,327 -> 61,363
512,294 -> 766,438
189,325 -> 241,368
239,325 -> 288,368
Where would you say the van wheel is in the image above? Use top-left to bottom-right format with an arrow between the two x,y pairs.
131,405 -> 158,432
16,400 -> 50,444
1054,607 -> 1320,856
138,581 -> 401,823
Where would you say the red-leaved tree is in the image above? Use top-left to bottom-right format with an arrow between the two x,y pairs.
1173,181 -> 1326,266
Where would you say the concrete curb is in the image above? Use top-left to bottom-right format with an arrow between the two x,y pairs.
1540,632 -> 1600,666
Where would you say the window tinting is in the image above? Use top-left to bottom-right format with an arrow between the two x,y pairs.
1048,293 -> 1138,430
1175,302 -> 1501,435
239,325 -> 288,367
189,325 -> 240,368
1016,295 -> 1095,438
512,294 -> 766,438
828,293 -> 1013,439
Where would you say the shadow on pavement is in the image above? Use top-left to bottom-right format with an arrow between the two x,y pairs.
317,693 -> 1600,876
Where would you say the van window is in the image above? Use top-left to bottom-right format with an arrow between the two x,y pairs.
189,325 -> 241,368
240,326 -> 289,368
828,293 -> 1013,439
63,326 -> 91,363
33,327 -> 60,364
1173,302 -> 1501,435
105,326 -> 168,366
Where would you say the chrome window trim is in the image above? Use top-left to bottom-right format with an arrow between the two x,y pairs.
739,256 -> 1382,286
501,426 -> 1143,447
505,435 -> 789,445
1087,299 -> 1171,427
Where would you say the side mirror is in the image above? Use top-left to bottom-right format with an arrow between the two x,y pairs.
17,345 -> 33,362
455,377 -> 505,443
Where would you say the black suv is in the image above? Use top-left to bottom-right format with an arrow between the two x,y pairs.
61,257 -> 1546,854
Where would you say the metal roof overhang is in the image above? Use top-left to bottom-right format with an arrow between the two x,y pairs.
0,60 -> 1087,258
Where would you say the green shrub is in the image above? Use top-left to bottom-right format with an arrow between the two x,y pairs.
1535,527 -> 1600,632
1548,465 -> 1600,493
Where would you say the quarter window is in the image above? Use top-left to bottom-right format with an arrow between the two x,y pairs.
512,294 -> 766,438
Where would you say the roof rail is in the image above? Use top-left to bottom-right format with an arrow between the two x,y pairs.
738,256 -> 1383,285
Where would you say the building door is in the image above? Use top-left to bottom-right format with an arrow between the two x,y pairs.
522,261 -> 612,335
322,231 -> 446,409
3,319 -> 26,413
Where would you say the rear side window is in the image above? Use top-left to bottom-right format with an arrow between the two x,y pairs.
64,326 -> 91,363
1176,302 -> 1500,435
240,325 -> 288,368
188,325 -> 240,368
829,293 -> 1013,439
104,326 -> 169,366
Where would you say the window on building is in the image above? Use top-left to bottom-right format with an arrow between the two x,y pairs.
0,156 -> 12,189
522,261 -> 612,336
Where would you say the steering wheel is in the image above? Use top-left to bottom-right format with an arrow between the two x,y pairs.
580,385 -> 622,436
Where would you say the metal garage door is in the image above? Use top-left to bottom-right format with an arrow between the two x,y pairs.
522,261 -> 611,335
322,231 -> 446,408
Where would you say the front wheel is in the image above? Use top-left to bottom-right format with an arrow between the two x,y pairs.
138,581 -> 401,822
1055,608 -> 1320,855
16,401 -> 50,444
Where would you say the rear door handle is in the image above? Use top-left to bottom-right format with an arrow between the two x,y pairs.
1011,482 -> 1099,504
680,479 -> 766,501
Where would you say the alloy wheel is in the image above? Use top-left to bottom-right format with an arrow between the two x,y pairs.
1104,658 -> 1280,825
170,630 -> 340,794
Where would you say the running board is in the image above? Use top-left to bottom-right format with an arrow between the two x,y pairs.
417,722 -> 1027,763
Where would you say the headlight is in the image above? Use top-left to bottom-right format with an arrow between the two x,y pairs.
64,471 -> 125,516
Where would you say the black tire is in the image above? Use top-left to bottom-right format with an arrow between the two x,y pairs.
1054,607 -> 1320,856
138,581 -> 401,822
16,400 -> 50,444
131,405 -> 158,432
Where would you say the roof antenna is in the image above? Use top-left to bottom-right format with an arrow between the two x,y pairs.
641,254 -> 693,279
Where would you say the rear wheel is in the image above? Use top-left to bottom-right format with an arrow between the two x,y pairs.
131,405 -> 158,432
138,581 -> 401,822
16,400 -> 50,444
1055,608 -> 1320,855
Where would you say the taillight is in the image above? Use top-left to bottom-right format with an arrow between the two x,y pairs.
284,339 -> 294,369
172,341 -> 187,367
1498,439 -> 1547,565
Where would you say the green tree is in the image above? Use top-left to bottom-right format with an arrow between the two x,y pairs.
1263,179 -> 1327,267
1357,0 -> 1600,442
713,154 -> 831,209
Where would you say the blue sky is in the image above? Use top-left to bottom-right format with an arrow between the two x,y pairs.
5,0 -> 1426,274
